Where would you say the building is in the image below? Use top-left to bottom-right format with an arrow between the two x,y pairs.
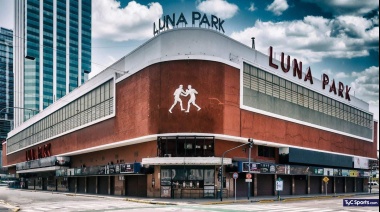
0,27 -> 13,164
2,27 -> 377,198
14,0 -> 92,126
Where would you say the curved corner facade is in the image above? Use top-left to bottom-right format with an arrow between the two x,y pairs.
2,28 -> 377,198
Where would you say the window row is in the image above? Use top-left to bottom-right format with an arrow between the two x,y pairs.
243,63 -> 372,129
7,79 -> 114,153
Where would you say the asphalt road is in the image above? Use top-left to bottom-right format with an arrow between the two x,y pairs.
0,186 -> 378,212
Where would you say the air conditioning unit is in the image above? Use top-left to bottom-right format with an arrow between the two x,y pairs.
164,154 -> 171,157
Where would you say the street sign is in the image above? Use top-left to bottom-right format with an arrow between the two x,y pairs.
323,177 -> 329,183
245,179 -> 252,182
246,173 -> 252,179
233,172 -> 238,179
275,178 -> 283,191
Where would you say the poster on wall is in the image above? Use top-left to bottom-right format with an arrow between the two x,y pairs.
275,165 -> 290,174
312,167 -> 324,175
353,157 -> 369,169
290,166 -> 310,175
342,169 -> 349,176
161,186 -> 171,198
260,163 -> 276,173
242,162 -> 261,173
324,168 -> 334,176
333,169 -> 342,176
349,170 -> 358,177
120,163 -> 134,173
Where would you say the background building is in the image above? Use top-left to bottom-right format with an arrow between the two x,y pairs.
13,0 -> 92,127
2,28 -> 378,198
0,27 -> 13,161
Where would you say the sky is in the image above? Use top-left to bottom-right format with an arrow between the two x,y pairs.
0,0 -> 379,151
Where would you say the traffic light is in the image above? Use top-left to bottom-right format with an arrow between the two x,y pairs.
248,138 -> 253,148
218,167 -> 222,177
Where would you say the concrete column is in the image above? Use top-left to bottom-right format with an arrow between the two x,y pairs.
96,176 -> 98,194
75,178 -> 78,193
84,177 -> 87,193
291,175 -> 295,195
253,174 -> 258,197
321,177 -> 324,194
274,174 -> 277,196
333,177 -> 336,194
108,176 -> 111,195
344,177 -> 346,193
307,175 -> 310,194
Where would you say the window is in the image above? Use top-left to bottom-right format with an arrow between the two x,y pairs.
258,146 -> 275,158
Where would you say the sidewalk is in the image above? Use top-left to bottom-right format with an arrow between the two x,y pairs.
122,192 -> 379,205
3,187 -> 379,207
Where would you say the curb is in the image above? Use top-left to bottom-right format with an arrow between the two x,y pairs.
201,200 -> 250,205
125,198 -> 177,205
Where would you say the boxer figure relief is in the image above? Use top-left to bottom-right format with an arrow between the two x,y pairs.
183,85 -> 201,113
169,85 -> 186,113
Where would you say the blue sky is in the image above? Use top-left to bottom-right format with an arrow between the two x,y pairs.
0,0 -> 379,146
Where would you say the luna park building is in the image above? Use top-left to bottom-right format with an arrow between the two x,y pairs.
2,26 -> 378,199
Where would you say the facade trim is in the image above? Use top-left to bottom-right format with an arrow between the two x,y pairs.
56,133 -> 376,160
16,166 -> 68,174
142,157 -> 232,165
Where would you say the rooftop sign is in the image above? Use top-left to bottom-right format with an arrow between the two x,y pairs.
153,12 -> 225,36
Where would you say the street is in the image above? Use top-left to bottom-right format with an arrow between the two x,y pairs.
0,186 -> 378,212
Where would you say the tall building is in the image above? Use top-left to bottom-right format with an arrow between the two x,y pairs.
14,0 -> 91,127
0,27 -> 13,145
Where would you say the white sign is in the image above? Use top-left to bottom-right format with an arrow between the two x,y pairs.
275,181 -> 283,191
233,172 -> 238,179
169,84 -> 201,113
245,179 -> 252,182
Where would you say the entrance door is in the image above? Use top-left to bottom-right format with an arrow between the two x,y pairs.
125,175 -> 147,197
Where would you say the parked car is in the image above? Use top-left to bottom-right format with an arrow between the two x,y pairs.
368,181 -> 379,186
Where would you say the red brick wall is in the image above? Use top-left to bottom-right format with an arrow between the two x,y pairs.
240,111 -> 378,159
3,60 -> 377,166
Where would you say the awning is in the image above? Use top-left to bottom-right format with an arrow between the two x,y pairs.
16,166 -> 68,174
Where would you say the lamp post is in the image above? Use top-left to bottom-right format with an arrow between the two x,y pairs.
248,138 -> 253,200
220,139 -> 254,201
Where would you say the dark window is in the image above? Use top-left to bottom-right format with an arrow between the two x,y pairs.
258,146 -> 275,158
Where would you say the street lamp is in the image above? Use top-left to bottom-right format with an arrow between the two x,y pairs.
220,139 -> 254,201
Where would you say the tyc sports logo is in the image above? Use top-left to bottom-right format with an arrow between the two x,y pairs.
343,199 -> 379,207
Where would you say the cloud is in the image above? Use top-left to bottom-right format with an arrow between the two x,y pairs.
335,72 -> 350,79
266,0 -> 289,16
196,0 -> 239,19
302,0 -> 379,16
350,66 -> 379,103
92,0 -> 163,41
230,15 -> 379,64
248,3 -> 257,12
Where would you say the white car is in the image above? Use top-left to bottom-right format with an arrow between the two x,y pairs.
368,181 -> 379,186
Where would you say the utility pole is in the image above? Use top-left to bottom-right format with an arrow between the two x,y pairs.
248,138 -> 253,200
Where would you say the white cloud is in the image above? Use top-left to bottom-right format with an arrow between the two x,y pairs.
230,15 -> 379,64
248,3 -> 257,12
0,0 -> 14,30
196,0 -> 239,19
302,0 -> 379,16
350,66 -> 379,103
92,0 -> 163,41
335,72 -> 350,79
266,0 -> 289,16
